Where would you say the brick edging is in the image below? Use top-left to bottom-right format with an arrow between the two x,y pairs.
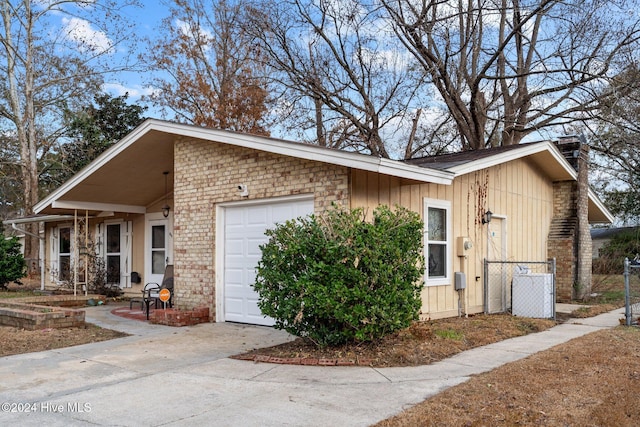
229,353 -> 373,366
149,306 -> 210,327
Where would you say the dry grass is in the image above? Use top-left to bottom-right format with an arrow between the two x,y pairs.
3,275 -> 639,426
375,327 -> 640,427
234,314 -> 556,367
0,324 -> 127,357
0,279 -> 127,357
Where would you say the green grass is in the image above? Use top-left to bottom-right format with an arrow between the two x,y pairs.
590,274 -> 630,307
0,289 -> 38,299
434,329 -> 464,340
598,290 -> 626,304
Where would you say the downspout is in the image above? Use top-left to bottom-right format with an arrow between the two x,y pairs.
11,223 -> 45,291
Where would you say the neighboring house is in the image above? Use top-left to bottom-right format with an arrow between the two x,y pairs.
591,227 -> 640,259
3,120 -> 612,323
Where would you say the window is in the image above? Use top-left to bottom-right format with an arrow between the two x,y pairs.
424,199 -> 451,286
151,224 -> 166,275
106,223 -> 121,284
58,226 -> 72,281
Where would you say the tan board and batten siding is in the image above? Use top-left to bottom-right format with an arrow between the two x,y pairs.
350,157 -> 554,320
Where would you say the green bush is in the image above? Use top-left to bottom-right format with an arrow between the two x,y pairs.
0,234 -> 27,290
254,205 -> 424,347
595,228 -> 640,274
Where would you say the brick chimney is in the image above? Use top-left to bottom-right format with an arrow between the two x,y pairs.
548,136 -> 592,301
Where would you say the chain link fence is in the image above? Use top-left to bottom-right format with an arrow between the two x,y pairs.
623,258 -> 640,326
484,259 -> 556,319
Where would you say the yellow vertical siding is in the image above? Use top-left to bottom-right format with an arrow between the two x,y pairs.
349,159 -> 554,319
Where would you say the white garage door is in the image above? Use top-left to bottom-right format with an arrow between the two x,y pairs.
223,197 -> 314,325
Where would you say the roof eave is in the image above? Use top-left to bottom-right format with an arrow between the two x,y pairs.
149,121 -> 454,184
448,141 -> 577,180
34,120 -> 157,214
3,214 -> 77,225
35,120 -> 454,214
589,188 -> 615,224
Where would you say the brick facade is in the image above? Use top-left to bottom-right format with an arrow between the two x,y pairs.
172,138 -> 350,319
548,139 -> 592,301
575,145 -> 593,298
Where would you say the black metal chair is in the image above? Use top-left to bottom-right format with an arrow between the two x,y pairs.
142,282 -> 161,320
141,265 -> 174,320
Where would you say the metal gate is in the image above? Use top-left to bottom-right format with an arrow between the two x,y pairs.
484,259 -> 556,318
623,258 -> 640,326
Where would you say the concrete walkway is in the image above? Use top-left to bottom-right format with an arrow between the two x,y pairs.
0,304 -> 625,426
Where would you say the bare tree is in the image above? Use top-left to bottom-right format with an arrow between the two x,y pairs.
247,0 -> 429,158
586,65 -> 640,224
143,0 -> 270,135
400,108 -> 461,159
0,0 -> 140,271
381,0 -> 640,150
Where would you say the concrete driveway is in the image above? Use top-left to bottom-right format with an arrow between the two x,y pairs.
0,304 -> 623,426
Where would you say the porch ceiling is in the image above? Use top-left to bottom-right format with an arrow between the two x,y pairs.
38,129 -> 174,216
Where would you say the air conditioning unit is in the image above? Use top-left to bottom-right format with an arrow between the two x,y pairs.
512,273 -> 554,318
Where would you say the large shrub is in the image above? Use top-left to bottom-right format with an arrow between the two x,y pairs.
254,205 -> 424,347
0,234 -> 27,290
594,228 -> 640,275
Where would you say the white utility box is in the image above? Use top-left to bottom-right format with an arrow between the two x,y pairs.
512,273 -> 554,318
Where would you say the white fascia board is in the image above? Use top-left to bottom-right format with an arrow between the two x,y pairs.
35,119 -> 454,215
378,158 -> 452,184
448,141 -> 578,180
151,120 -> 454,184
51,201 -> 146,214
2,215 -> 77,225
34,120 -> 158,214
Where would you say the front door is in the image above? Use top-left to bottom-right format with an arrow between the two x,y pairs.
146,214 -> 172,285
487,216 -> 507,313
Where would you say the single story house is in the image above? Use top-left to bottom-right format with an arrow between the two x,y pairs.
591,227 -> 640,259
4,120 -> 613,323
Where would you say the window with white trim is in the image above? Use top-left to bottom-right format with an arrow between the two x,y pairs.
424,198 -> 451,286
57,225 -> 72,282
106,223 -> 122,284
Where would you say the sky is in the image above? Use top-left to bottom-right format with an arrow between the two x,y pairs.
54,0 -> 609,146
99,0 -> 171,114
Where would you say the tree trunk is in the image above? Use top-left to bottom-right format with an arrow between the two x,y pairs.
3,1 -> 39,274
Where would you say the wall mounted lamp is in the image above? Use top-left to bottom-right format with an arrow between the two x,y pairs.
162,171 -> 170,218
482,210 -> 493,225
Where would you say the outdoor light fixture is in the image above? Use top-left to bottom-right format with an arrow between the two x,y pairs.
482,210 -> 493,225
162,171 -> 170,218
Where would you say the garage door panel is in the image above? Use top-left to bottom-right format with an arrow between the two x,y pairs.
223,198 -> 314,326
224,268 -> 243,286
247,299 -> 264,317
247,269 -> 257,284
225,214 -> 244,228
225,238 -> 244,255
225,298 -> 244,317
247,238 -> 267,257
247,207 -> 268,224
271,205 -> 294,223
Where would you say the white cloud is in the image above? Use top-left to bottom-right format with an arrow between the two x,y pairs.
102,82 -> 156,98
62,17 -> 113,53
175,18 -> 213,44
